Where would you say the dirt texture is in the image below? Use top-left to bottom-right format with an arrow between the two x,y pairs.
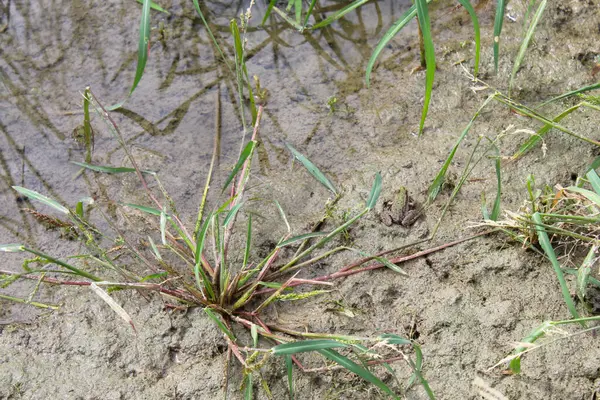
1,0 -> 600,399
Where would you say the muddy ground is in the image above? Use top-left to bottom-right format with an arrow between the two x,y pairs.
1,0 -> 600,399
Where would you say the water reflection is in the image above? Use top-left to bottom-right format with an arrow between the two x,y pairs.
0,0 -> 419,249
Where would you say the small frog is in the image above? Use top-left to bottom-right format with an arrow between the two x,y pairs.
378,187 -> 422,227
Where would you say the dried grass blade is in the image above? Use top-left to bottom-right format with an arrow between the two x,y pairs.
89,282 -> 136,333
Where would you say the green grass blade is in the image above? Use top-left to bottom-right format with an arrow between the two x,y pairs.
493,0 -> 506,73
366,5 -> 416,87
194,215 -> 215,299
427,94 -> 495,202
366,172 -> 382,210
132,0 -> 152,92
414,0 -> 435,135
456,0 -> 480,76
508,321 -> 551,373
192,0 -> 233,75
532,213 -> 582,323
542,82 -> 600,106
565,186 -> 600,207
223,202 -> 244,227
317,348 -> 399,399
261,0 -> 278,25
511,103 -> 580,160
135,0 -> 169,14
285,355 -> 294,399
277,232 -> 328,248
82,87 -> 93,162
303,0 -> 318,27
159,205 -> 167,245
286,143 -> 337,194
294,0 -> 301,24
272,339 -> 347,355
586,169 -> 600,194
12,186 -> 69,214
242,214 -> 252,271
124,203 -> 162,215
310,0 -> 371,30
223,141 -> 256,193
270,6 -> 304,30
244,374 -> 253,400
4,245 -> 101,281
379,333 -> 411,346
345,248 -> 407,275
204,308 -> 235,340
509,0 -> 546,95
71,161 -> 138,174
109,0 -> 151,110
0,293 -> 59,310
490,148 -> 502,221
576,246 -> 596,303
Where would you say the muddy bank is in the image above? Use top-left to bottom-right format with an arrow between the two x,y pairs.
1,0 -> 600,399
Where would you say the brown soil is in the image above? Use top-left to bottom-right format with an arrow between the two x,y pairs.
1,0 -> 600,399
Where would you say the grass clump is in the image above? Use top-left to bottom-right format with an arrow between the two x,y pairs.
485,170 -> 600,374
0,86 -> 436,398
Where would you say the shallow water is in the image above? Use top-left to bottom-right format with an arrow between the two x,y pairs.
2,0 -> 600,399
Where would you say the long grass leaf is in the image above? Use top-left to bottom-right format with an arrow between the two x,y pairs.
493,0 -> 506,73
277,232 -> 328,248
586,169 -> 600,194
71,161 -> 138,174
0,293 -> 59,310
244,374 -> 253,400
261,0 -> 278,25
286,143 -> 337,194
565,186 -> 600,207
318,348 -> 399,399
223,141 -> 256,192
542,82 -> 600,106
532,213 -> 582,323
490,147 -> 502,221
294,0 -> 301,24
509,0 -> 546,95
511,103 -> 580,160
82,87 -> 93,162
366,5 -> 416,87
272,339 -> 347,355
456,0 -> 480,76
109,0 -> 151,110
576,246 -> 597,303
192,0 -> 233,75
242,214 -> 252,271
223,202 -> 244,227
303,0 -> 318,27
415,0 -> 435,135
135,0 -> 169,14
12,186 -> 69,214
204,308 -> 235,340
427,94 -> 495,202
310,0 -> 371,30
366,172 -> 382,210
285,355 -> 294,399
